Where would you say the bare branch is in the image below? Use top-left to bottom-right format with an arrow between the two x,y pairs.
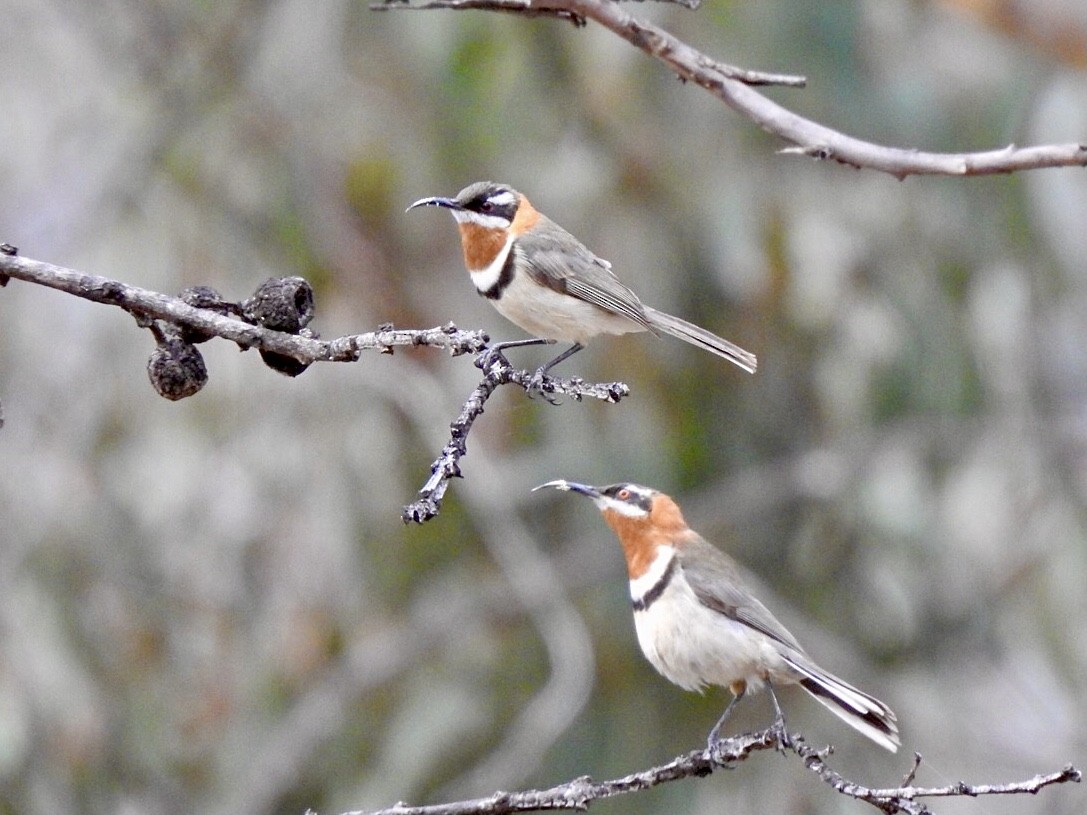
373,0 -> 1087,177
403,347 -> 629,523
788,734 -> 1081,814
373,0 -> 805,87
1,250 -> 629,522
0,253 -> 489,363
325,726 -> 1080,815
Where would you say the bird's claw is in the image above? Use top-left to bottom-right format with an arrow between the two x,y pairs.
477,346 -> 511,371
526,367 -> 563,405
768,718 -> 792,753
706,735 -> 739,769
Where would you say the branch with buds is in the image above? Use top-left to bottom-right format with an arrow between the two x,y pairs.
0,249 -> 628,519
373,0 -> 1087,179
326,726 -> 1080,815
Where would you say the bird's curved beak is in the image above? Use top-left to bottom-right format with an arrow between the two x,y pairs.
405,195 -> 461,213
533,480 -> 602,499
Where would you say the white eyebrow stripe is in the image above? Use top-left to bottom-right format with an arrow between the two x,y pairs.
487,191 -> 517,207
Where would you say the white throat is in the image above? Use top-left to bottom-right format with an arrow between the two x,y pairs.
629,546 -> 676,607
467,234 -> 514,293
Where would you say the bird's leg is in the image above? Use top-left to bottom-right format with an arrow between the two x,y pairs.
528,342 -> 584,404
707,685 -> 746,749
765,681 -> 791,751
538,342 -> 584,375
479,337 -> 555,371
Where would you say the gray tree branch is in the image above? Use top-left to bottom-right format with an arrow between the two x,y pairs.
0,249 -> 628,522
404,345 -> 628,522
0,251 -> 488,362
326,726 -> 1080,815
373,0 -> 1087,178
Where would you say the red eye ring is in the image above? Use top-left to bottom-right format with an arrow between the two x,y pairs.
617,488 -> 630,500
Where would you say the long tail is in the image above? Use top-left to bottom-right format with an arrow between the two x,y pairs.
783,654 -> 900,752
643,307 -> 757,374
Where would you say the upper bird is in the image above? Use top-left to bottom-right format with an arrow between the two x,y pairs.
534,480 -> 900,753
407,182 -> 756,377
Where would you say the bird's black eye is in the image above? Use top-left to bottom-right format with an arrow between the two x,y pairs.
480,201 -> 494,212
617,488 -> 631,500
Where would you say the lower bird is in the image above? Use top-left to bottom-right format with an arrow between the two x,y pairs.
407,182 -> 756,379
534,480 -> 900,752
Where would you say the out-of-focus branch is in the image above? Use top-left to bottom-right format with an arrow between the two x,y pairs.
327,726 -> 1081,815
373,0 -> 1087,178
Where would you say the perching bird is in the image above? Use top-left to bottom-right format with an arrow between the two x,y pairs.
407,182 -> 756,378
534,480 -> 900,752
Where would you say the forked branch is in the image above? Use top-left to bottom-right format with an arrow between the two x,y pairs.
0,250 -> 628,522
403,344 -> 628,522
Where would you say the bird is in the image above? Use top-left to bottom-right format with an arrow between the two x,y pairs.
533,480 -> 900,753
406,182 -> 757,380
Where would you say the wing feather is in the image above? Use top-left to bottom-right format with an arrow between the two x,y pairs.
678,537 -> 805,654
514,217 -> 654,331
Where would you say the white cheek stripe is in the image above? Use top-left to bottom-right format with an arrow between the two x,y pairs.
630,546 -> 676,606
468,235 -> 514,293
592,496 -> 646,518
450,210 -> 510,230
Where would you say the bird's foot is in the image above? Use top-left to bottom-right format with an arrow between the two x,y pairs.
476,338 -> 555,377
478,346 -> 512,371
526,366 -> 563,405
767,716 -> 792,753
706,733 -> 740,769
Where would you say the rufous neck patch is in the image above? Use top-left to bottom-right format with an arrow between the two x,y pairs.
457,222 -> 508,272
509,194 -> 540,236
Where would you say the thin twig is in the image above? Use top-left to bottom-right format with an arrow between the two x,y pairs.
403,349 -> 629,523
325,725 -> 1080,815
790,733 -> 1081,814
373,0 -> 1087,177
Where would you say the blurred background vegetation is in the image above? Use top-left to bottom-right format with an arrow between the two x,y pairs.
1,0 -> 1085,813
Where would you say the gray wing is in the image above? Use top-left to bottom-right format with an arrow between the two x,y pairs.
678,537 -> 806,655
514,216 -> 654,331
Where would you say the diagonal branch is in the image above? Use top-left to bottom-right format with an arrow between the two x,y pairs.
327,726 -> 1080,815
403,347 -> 629,523
373,0 -> 1087,178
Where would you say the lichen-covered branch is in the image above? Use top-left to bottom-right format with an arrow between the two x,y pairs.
0,249 -> 630,522
326,726 -> 1080,815
403,346 -> 629,523
374,0 -> 1087,178
0,252 -> 489,364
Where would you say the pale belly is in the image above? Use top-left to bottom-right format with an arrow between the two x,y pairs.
633,579 -> 795,694
481,272 -> 644,345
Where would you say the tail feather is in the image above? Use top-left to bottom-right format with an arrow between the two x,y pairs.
784,655 -> 900,753
643,307 -> 757,374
